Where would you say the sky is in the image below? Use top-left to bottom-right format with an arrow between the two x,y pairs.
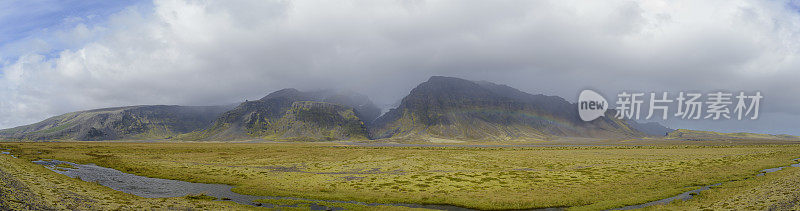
1,0 -> 800,135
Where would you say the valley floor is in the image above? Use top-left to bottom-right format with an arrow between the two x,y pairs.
0,149 -> 256,210
1,141 -> 799,210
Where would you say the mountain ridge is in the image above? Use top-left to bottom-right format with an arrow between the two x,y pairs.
179,89 -> 377,141
4,76 -> 785,142
0,105 -> 232,141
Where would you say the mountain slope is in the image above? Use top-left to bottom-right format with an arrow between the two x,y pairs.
183,89 -> 376,141
261,101 -> 368,141
0,105 -> 231,141
371,76 -> 641,141
626,120 -> 674,137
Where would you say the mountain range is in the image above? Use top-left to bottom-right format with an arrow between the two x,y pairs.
0,76 -> 701,142
0,105 -> 232,141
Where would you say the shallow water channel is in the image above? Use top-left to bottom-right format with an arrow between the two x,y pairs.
612,158 -> 800,210
2,148 -> 799,210
0,149 -> 16,158
25,158 -> 475,210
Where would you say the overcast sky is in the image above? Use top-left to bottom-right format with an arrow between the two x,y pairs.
2,0 -> 800,135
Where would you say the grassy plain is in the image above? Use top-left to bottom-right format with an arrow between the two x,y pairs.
1,141 -> 800,210
0,149 -> 256,210
648,166 -> 800,210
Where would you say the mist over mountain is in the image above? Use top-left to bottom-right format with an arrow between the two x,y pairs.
3,0 -> 800,136
182,89 -> 378,141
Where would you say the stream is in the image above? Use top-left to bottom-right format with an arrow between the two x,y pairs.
29,159 -> 478,210
2,148 -> 799,210
612,158 -> 800,210
0,149 -> 16,158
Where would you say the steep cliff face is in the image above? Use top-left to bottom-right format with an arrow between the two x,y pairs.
185,89 -> 375,141
371,76 -> 641,141
0,105 -> 230,141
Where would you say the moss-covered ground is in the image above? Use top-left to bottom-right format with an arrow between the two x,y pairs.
1,142 -> 799,210
0,149 -> 258,210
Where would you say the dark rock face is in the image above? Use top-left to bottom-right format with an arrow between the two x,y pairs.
191,89 -> 376,141
371,76 -> 641,141
0,105 -> 231,141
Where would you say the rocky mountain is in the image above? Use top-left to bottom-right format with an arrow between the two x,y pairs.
0,105 -> 231,141
371,76 -> 642,141
182,89 -> 378,141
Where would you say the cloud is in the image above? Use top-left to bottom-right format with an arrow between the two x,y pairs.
1,0 -> 800,134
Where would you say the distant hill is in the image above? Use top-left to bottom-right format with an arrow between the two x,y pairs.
0,105 -> 232,141
626,120 -> 674,137
370,76 -> 642,141
181,89 -> 377,141
667,129 -> 800,141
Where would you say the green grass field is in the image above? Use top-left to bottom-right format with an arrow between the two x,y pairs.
1,142 -> 799,210
0,148 -> 257,210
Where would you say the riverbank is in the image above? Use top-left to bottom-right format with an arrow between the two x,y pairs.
29,158 -> 454,210
648,162 -> 800,210
0,149 -> 256,210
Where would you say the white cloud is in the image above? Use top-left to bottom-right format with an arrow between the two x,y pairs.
1,0 -> 800,134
